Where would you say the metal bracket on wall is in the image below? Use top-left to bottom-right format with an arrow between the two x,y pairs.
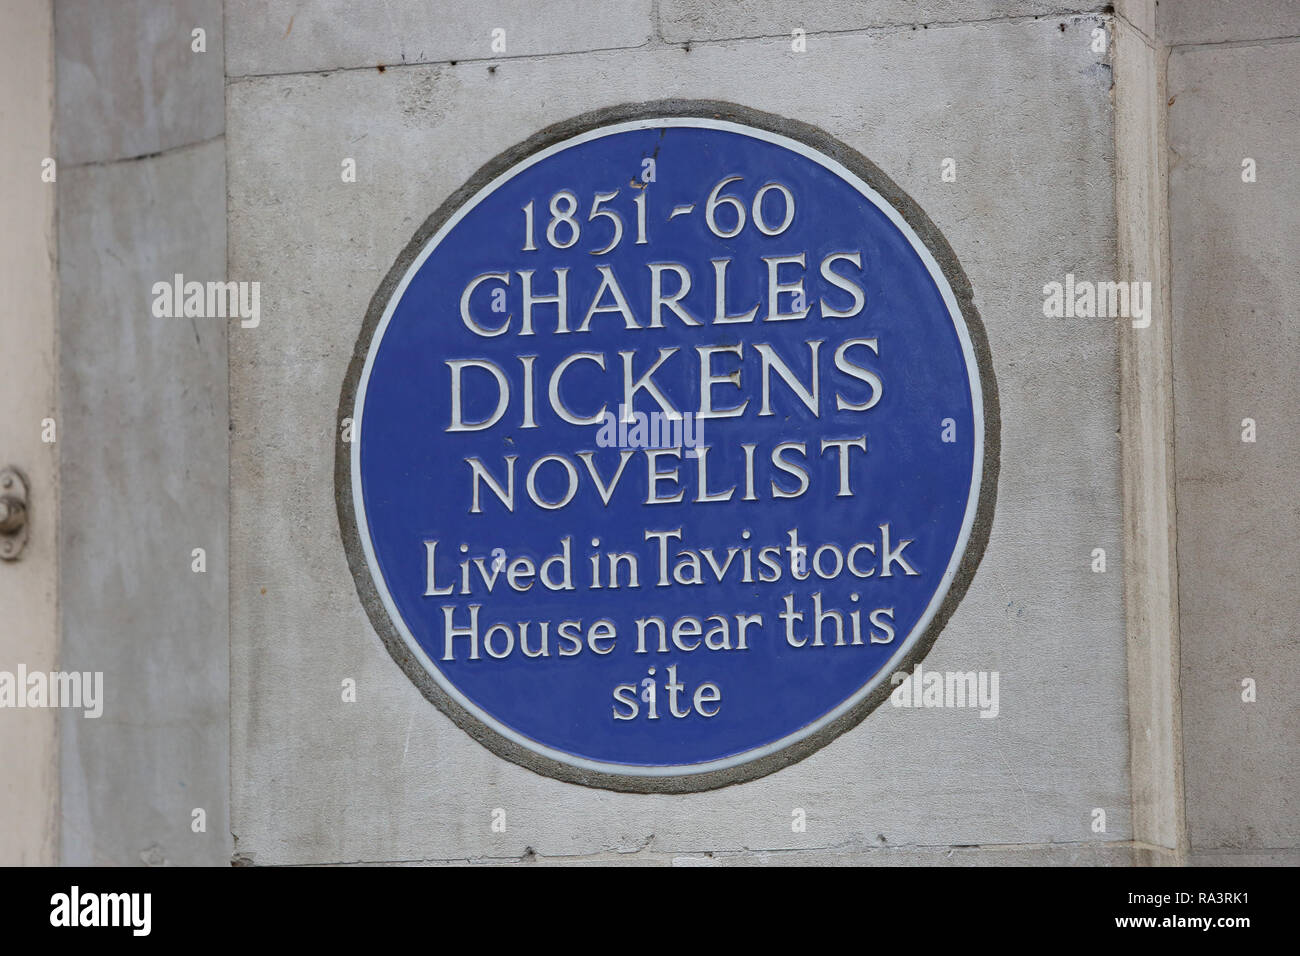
0,467 -> 29,561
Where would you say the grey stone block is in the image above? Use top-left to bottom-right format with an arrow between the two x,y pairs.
1168,39 -> 1300,853
58,139 -> 230,866
55,0 -> 224,165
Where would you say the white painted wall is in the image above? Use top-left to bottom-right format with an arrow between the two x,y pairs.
0,0 -> 59,867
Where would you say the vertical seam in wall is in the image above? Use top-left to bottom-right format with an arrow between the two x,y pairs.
1159,38 -> 1191,861
1114,13 -> 1187,864
223,0 -> 236,866
48,0 -> 62,868
1159,33 -> 1188,866
1114,14 -> 1141,860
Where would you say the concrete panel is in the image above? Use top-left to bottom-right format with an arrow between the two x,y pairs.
224,0 -> 654,78
1158,0 -> 1300,47
57,140 -> 231,866
1168,40 -> 1300,852
657,0 -> 1106,43
54,0 -> 224,165
229,16 -> 1128,865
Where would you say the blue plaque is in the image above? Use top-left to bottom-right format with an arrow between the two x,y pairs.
338,103 -> 998,791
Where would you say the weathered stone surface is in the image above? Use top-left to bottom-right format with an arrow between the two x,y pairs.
58,140 -> 231,866
225,0 -> 654,77
228,17 -> 1128,865
55,0 -> 224,164
1158,0 -> 1299,46
1168,39 -> 1300,853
